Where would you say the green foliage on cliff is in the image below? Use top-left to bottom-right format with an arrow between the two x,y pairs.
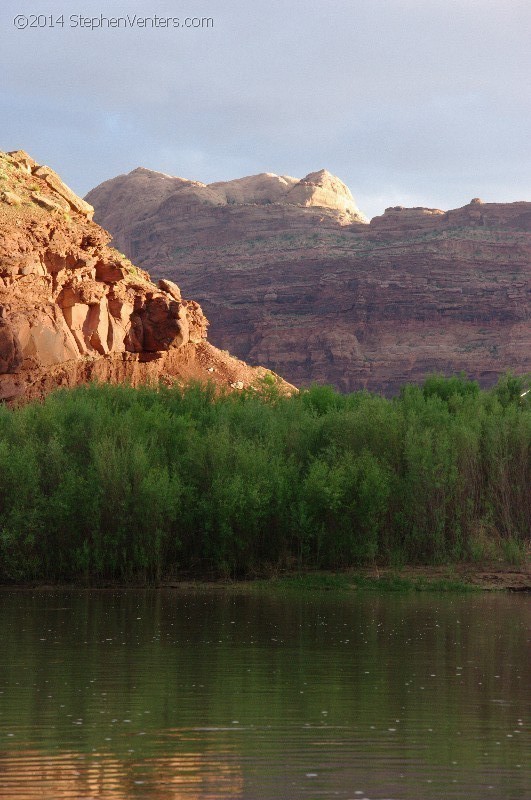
0,375 -> 528,581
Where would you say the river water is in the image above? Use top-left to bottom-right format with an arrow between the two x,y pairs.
0,589 -> 528,799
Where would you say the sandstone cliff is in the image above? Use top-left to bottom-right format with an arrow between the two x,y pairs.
0,150 -> 289,402
86,168 -> 531,393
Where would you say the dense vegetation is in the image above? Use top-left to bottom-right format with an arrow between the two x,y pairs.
0,375 -> 528,581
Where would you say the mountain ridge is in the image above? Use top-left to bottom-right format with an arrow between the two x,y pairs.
86,166 -> 531,393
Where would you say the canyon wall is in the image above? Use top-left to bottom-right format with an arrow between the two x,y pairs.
86,168 -> 531,393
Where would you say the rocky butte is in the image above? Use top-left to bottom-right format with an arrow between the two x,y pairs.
86,168 -> 531,393
0,150 -> 290,403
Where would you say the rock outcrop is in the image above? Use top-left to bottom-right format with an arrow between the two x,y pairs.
86,167 -> 531,393
0,151 -> 290,402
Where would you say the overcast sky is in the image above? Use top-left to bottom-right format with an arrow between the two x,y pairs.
1,0 -> 530,218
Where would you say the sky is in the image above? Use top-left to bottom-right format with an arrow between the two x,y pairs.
1,0 -> 530,219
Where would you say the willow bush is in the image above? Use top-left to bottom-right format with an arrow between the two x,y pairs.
0,374 -> 528,581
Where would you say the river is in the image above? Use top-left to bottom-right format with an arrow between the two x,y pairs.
0,589 -> 528,799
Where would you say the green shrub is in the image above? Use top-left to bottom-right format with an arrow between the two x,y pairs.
0,374 -> 528,581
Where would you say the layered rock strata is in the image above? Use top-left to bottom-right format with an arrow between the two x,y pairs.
86,169 -> 531,393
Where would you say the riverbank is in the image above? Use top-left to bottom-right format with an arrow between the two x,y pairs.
165,563 -> 531,592
2,562 -> 529,592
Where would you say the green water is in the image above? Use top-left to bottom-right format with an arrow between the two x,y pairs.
0,589 -> 528,799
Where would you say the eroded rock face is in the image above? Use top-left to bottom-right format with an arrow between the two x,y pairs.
282,169 -> 364,217
87,165 -> 531,393
0,150 -> 290,402
0,312 -> 22,373
85,166 -> 368,262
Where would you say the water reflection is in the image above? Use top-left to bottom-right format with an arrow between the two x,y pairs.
0,748 -> 244,799
0,589 -> 528,799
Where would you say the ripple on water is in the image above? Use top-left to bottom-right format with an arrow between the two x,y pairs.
0,590 -> 528,799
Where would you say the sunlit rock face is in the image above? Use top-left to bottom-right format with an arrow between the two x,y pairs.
0,151 -> 291,402
87,166 -> 531,393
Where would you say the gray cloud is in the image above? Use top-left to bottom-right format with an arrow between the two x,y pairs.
2,0 -> 530,218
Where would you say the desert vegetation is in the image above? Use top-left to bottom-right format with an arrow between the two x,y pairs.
0,375 -> 528,582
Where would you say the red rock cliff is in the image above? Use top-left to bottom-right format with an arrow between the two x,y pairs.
0,151 -> 289,402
